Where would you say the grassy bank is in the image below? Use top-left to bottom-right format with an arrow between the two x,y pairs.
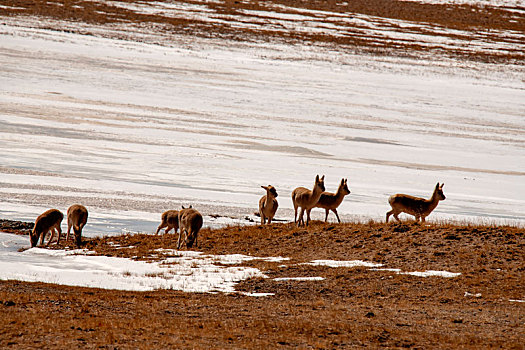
1,220 -> 523,348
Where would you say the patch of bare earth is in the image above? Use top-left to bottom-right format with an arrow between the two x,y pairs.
1,220 -> 523,348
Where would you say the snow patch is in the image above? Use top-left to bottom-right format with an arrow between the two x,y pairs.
274,277 -> 325,281
402,270 -> 461,278
0,232 -> 277,293
306,260 -> 384,268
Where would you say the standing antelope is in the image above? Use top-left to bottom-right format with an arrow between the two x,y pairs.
314,178 -> 351,223
66,204 -> 88,247
177,206 -> 203,249
292,175 -> 325,226
259,185 -> 279,225
386,183 -> 446,223
30,209 -> 63,247
155,210 -> 180,235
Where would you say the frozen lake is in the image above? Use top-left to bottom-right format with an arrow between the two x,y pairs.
1,20 -> 524,237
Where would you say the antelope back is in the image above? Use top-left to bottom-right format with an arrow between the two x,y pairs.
68,205 -> 88,227
179,208 -> 203,248
31,209 -> 64,247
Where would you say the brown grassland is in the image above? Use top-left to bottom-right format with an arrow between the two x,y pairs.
0,219 -> 524,349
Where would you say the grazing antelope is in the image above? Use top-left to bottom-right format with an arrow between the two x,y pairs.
259,185 -> 279,225
386,183 -> 446,223
177,206 -> 203,249
314,178 -> 351,223
66,204 -> 88,247
155,210 -> 180,235
292,175 -> 325,226
30,209 -> 63,247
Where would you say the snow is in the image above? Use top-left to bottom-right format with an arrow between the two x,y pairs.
0,232 -> 461,292
374,268 -> 461,278
0,4 -> 522,293
1,21 -> 523,236
397,0 -> 524,8
0,232 -> 273,292
306,260 -> 384,268
401,270 -> 461,278
274,277 -> 325,281
308,262 -> 461,277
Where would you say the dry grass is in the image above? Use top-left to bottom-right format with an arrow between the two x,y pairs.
1,220 -> 524,348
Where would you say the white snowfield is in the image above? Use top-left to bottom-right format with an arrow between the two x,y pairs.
0,18 -> 523,234
0,232 -> 269,292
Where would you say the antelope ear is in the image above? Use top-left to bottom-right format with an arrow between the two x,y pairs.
315,175 -> 319,182
182,205 -> 185,209
340,178 -> 344,185
435,182 -> 440,188
261,185 -> 267,190
440,183 -> 444,188
321,175 -> 325,181
189,205 -> 193,209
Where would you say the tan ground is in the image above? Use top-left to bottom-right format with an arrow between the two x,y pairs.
1,220 -> 523,349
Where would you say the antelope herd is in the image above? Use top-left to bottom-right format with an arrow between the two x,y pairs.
29,177 -> 446,249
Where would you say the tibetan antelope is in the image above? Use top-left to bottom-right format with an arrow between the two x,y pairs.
386,183 -> 446,223
314,178 -> 351,223
292,175 -> 325,226
155,209 -> 180,235
259,185 -> 279,225
66,204 -> 88,247
30,209 -> 63,247
178,206 -> 203,249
